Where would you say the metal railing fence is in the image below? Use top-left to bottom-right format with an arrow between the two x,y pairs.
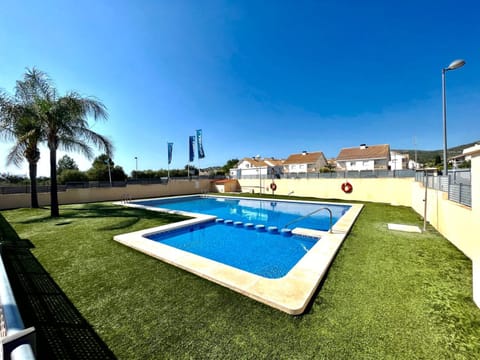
415,169 -> 471,207
237,169 -> 416,180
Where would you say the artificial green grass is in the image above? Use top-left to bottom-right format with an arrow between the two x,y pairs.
1,198 -> 480,359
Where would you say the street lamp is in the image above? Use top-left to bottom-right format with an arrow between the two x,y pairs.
134,156 -> 138,179
106,157 -> 112,186
442,59 -> 465,175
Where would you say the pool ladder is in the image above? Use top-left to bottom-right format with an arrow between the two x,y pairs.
283,207 -> 333,233
121,193 -> 132,203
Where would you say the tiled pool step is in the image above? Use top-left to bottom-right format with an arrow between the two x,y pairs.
213,219 -> 297,236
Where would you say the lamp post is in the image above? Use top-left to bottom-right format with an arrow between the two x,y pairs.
106,158 -> 112,186
134,156 -> 138,179
442,59 -> 465,175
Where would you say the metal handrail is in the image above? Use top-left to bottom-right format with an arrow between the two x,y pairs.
283,207 -> 333,233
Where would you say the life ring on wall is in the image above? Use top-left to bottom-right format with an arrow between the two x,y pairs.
341,182 -> 353,193
270,182 -> 277,191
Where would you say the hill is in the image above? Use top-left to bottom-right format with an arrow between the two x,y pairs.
393,140 -> 479,165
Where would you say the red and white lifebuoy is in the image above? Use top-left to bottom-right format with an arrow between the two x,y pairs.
341,182 -> 353,193
270,182 -> 277,191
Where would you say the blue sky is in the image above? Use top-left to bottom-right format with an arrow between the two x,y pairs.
1,0 -> 479,177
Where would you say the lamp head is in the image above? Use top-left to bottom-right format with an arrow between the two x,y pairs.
447,59 -> 466,71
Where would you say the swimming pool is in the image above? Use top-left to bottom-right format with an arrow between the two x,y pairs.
114,195 -> 363,314
134,196 -> 351,231
146,220 -> 316,279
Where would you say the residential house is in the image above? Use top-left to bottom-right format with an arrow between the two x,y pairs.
408,159 -> 422,170
448,144 -> 479,168
283,151 -> 328,174
327,158 -> 337,170
336,144 -> 391,171
229,157 -> 284,179
389,151 -> 410,170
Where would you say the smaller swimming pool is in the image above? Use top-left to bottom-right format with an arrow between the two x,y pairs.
146,221 -> 317,279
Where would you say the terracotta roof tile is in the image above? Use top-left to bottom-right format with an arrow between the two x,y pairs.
336,144 -> 390,161
265,159 -> 284,166
240,157 -> 268,167
283,151 -> 326,165
240,157 -> 284,167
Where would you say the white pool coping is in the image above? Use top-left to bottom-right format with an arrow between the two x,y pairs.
113,195 -> 363,315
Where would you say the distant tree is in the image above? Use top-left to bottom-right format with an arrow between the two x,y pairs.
57,155 -> 78,175
459,160 -> 471,169
58,169 -> 88,184
156,169 -> 168,178
319,166 -> 333,173
184,165 -> 198,176
170,168 -> 188,177
87,154 -> 112,181
222,159 -> 239,174
87,154 -> 126,181
434,155 -> 442,165
111,166 -> 127,181
136,169 -> 158,179
0,173 -> 27,184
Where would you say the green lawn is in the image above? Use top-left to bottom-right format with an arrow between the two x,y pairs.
1,196 -> 479,359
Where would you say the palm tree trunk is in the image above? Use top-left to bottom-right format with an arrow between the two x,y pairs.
49,147 -> 60,217
28,161 -> 39,208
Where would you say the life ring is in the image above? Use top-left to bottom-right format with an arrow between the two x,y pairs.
270,182 -> 277,191
341,182 -> 353,193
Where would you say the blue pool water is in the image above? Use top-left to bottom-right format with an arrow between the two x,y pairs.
135,196 -> 350,231
146,221 -> 316,279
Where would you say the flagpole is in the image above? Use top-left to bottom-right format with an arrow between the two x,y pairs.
167,142 -> 173,180
188,135 -> 195,180
196,129 -> 205,179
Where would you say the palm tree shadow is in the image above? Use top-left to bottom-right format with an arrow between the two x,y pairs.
15,203 -> 188,230
97,217 -> 140,230
0,215 -> 117,359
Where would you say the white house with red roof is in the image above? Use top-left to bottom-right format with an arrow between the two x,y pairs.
229,157 -> 284,178
283,151 -> 327,174
336,144 -> 391,171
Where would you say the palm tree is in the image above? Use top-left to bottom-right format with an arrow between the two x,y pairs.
0,89 -> 43,208
20,68 -> 113,217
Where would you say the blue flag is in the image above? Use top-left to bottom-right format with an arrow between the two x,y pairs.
196,129 -> 205,159
167,142 -> 173,165
189,136 -> 195,162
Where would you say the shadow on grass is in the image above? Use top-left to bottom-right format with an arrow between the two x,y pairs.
0,214 -> 117,359
14,203 -> 188,231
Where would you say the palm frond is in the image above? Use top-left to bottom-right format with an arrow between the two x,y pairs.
19,67 -> 56,102
6,142 -> 27,167
58,137 -> 94,159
